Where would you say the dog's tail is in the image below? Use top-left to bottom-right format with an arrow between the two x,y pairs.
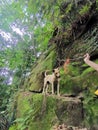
42,70 -> 50,77
44,71 -> 47,77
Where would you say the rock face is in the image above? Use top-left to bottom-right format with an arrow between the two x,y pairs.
55,97 -> 83,126
11,92 -> 84,130
9,1 -> 98,130
52,124 -> 88,130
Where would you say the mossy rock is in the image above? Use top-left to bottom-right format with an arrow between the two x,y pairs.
9,92 -> 84,130
24,46 -> 56,92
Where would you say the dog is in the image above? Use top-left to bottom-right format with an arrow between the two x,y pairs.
43,68 -> 60,96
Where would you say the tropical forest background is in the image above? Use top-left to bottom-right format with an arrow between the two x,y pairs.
0,0 -> 98,130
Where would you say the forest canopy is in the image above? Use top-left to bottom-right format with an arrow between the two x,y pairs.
0,0 -> 62,114
0,4 -> 56,130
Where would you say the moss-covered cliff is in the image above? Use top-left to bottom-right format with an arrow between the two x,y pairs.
9,0 -> 98,130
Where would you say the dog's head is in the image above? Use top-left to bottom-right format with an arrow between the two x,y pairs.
53,68 -> 60,78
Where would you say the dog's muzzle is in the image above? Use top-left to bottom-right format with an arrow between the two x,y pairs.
56,76 -> 60,78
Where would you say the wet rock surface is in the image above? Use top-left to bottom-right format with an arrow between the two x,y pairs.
52,124 -> 87,130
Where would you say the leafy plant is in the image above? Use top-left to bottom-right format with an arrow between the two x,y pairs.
79,4 -> 90,15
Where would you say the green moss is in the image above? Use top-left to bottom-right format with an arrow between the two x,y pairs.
81,66 -> 94,76
96,0 -> 98,10
29,97 -> 56,130
16,92 -> 32,117
65,3 -> 72,14
60,64 -> 81,94
82,60 -> 98,76
8,1 -> 98,129
35,96 -> 57,130
81,61 -> 98,88
80,66 -> 98,127
11,93 -> 58,130
9,125 -> 17,130
79,4 -> 90,15
10,66 -> 98,129
83,96 -> 98,127
25,46 -> 56,91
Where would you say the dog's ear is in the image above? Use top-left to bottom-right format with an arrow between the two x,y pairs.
57,67 -> 59,70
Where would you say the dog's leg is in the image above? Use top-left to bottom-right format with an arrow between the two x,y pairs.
43,81 -> 46,94
46,84 -> 49,94
51,82 -> 54,95
57,81 -> 60,96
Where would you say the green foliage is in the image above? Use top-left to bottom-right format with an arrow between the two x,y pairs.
0,77 -> 11,111
10,93 -> 57,130
60,64 -> 81,94
65,3 -> 73,14
60,68 -> 73,94
96,0 -> 98,10
79,4 -> 90,15
34,22 -> 53,52
81,66 -> 94,76
9,124 -> 17,130
13,109 -> 34,130
0,51 -> 6,67
83,93 -> 98,127
1,0 -> 98,129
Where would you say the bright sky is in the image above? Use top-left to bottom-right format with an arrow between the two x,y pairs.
0,0 -> 13,5
0,25 -> 25,44
0,29 -> 12,42
0,67 -> 13,85
11,25 -> 24,37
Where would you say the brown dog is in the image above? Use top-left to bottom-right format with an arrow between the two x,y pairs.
43,68 -> 60,96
